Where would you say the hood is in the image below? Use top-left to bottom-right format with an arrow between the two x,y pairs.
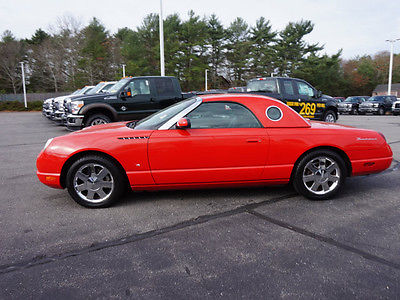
70,93 -> 115,102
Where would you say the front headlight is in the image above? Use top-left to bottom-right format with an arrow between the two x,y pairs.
44,138 -> 53,150
373,103 -> 379,107
71,101 -> 84,114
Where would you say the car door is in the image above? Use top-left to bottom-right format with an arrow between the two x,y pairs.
293,80 -> 321,119
148,101 -> 269,184
280,79 -> 301,112
118,78 -> 157,120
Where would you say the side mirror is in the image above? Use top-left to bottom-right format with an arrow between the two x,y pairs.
176,118 -> 191,129
315,90 -> 322,98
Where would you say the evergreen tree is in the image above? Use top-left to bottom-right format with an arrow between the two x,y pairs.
225,17 -> 251,86
249,17 -> 276,77
275,20 -> 322,76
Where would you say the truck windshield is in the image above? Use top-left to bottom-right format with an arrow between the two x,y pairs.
247,79 -> 278,93
132,98 -> 198,130
368,97 -> 381,101
86,82 -> 106,95
108,78 -> 131,94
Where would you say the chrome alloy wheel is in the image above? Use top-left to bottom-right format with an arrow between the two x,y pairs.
302,156 -> 341,195
73,163 -> 114,203
324,114 -> 336,123
91,118 -> 108,126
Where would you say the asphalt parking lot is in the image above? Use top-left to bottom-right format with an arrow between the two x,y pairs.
1,112 -> 400,299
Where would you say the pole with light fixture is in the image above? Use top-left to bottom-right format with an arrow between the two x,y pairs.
122,64 -> 126,77
20,62 -> 27,108
159,0 -> 165,76
205,69 -> 208,91
386,38 -> 400,95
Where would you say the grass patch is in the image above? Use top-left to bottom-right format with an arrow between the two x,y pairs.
0,101 -> 43,111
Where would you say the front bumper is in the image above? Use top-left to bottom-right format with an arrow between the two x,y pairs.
338,107 -> 352,113
359,106 -> 378,113
66,114 -> 84,128
42,109 -> 53,118
37,171 -> 62,189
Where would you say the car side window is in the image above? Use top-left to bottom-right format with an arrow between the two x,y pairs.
186,102 -> 261,129
282,80 -> 295,95
127,79 -> 150,96
296,81 -> 315,97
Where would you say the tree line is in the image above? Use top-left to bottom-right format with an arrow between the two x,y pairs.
0,11 -> 399,96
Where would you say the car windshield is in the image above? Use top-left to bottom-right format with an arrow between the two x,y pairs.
71,89 -> 81,95
132,98 -> 198,130
345,97 -> 358,102
108,78 -> 131,94
368,96 -> 381,101
247,79 -> 278,93
86,82 -> 106,95
101,83 -> 115,92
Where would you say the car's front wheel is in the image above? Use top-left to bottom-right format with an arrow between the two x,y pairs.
66,155 -> 126,208
323,110 -> 337,123
378,107 -> 385,115
293,150 -> 346,200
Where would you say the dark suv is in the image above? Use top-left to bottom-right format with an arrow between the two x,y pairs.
358,95 -> 396,115
244,77 -> 338,122
338,96 -> 369,115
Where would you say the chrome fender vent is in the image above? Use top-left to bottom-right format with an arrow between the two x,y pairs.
117,136 -> 149,140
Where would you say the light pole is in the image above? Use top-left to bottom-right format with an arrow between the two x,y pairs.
205,69 -> 208,91
122,64 -> 126,77
386,38 -> 400,95
159,0 -> 165,76
20,62 -> 27,108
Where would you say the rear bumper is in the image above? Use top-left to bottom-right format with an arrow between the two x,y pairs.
37,171 -> 62,189
351,156 -> 393,176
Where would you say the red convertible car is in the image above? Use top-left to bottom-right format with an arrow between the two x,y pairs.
37,94 -> 393,208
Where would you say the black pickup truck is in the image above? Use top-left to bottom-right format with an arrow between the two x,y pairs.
242,77 -> 338,122
65,76 -> 191,129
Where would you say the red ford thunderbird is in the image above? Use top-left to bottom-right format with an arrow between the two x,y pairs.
37,94 -> 393,208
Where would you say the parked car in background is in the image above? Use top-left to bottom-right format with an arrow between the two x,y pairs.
65,76 -> 192,130
392,98 -> 400,115
333,97 -> 345,103
50,86 -> 94,122
358,95 -> 396,115
228,87 -> 247,92
42,88 -> 82,119
55,82 -> 116,124
37,94 -> 393,208
243,77 -> 339,122
338,96 -> 369,115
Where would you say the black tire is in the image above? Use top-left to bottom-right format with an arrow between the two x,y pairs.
85,113 -> 111,127
66,155 -> 126,208
350,108 -> 357,115
378,107 -> 385,115
394,112 -> 399,116
292,150 -> 347,201
323,110 -> 337,123
358,112 -> 365,115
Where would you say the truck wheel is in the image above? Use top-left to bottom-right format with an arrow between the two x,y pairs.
323,110 -> 337,123
86,114 -> 111,127
293,150 -> 346,200
378,107 -> 385,115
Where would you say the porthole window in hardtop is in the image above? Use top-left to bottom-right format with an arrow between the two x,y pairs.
266,106 -> 283,121
186,102 -> 261,129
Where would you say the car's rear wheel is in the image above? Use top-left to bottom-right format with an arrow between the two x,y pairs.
86,114 -> 111,127
351,108 -> 357,115
323,110 -> 337,123
66,155 -> 125,208
293,150 -> 346,200
378,107 -> 385,115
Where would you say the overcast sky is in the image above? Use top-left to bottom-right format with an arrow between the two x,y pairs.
1,0 -> 399,59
